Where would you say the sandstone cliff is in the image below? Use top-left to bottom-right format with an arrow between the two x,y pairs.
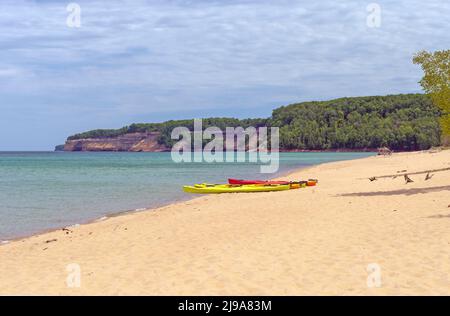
63,132 -> 169,152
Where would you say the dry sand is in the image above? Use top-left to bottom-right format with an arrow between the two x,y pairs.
1,149 -> 449,295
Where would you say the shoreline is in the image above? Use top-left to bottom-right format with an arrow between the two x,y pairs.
1,149 -> 449,295
55,149 -> 381,153
3,149 -> 361,243
0,162 -> 312,245
3,149 -> 405,153
0,194 -> 195,246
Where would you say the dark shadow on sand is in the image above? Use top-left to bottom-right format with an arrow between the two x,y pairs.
427,214 -> 450,219
339,185 -> 450,197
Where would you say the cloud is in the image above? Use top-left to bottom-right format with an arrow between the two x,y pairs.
0,0 -> 449,149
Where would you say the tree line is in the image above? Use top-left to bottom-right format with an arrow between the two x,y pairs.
67,93 -> 442,151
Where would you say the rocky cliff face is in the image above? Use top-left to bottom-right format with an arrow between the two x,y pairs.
64,132 -> 169,152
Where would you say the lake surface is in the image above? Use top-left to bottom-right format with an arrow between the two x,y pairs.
0,151 -> 374,240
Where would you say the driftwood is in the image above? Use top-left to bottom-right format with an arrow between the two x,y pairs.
377,147 -> 392,156
404,174 -> 414,183
361,167 -> 450,181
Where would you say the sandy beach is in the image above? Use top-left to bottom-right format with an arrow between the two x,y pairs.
1,149 -> 449,295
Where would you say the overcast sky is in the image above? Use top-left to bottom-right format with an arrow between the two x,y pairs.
0,0 -> 449,150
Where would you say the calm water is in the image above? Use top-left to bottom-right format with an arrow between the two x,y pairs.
0,151 -> 374,240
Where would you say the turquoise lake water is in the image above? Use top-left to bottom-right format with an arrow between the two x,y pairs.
0,151 -> 374,240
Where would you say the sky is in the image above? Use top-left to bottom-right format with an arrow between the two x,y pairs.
0,0 -> 449,150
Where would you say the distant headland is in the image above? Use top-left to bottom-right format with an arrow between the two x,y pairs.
59,93 -> 441,152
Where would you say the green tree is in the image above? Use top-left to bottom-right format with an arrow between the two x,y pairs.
67,94 -> 441,151
413,49 -> 450,145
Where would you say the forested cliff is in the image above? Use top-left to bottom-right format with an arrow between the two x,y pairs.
63,94 -> 441,151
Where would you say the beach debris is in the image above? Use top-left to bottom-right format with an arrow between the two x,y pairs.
397,170 -> 407,173
369,177 -> 377,182
404,175 -> 414,184
45,238 -> 57,244
363,166 -> 450,181
95,216 -> 108,223
377,147 -> 392,156
43,247 -> 48,251
62,228 -> 73,235
425,173 -> 434,180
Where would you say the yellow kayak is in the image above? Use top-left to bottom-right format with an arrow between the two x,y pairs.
183,183 -> 291,194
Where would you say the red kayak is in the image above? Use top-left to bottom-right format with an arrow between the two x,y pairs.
228,178 -> 318,186
228,178 -> 290,185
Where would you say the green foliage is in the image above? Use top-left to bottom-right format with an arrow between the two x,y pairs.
67,94 -> 441,151
413,49 -> 450,144
272,94 -> 440,150
67,127 -> 129,140
54,144 -> 65,151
